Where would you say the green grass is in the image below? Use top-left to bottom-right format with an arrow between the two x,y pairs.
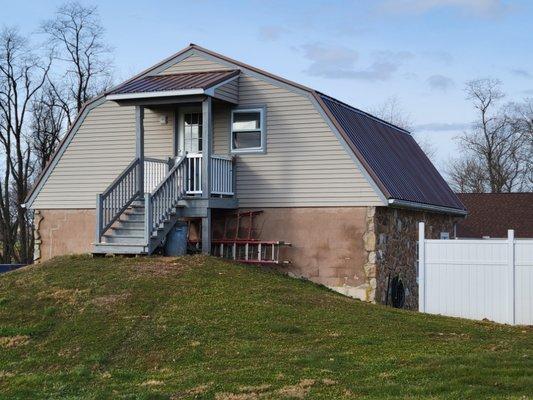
0,255 -> 531,399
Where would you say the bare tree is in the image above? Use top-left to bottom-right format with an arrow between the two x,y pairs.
42,1 -> 113,126
370,95 -> 413,131
0,27 -> 51,263
448,79 -> 532,193
447,156 -> 487,193
30,85 -> 66,172
370,95 -> 437,161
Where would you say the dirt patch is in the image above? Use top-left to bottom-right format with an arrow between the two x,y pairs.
277,379 -> 316,399
129,256 -> 205,277
91,293 -> 130,308
0,335 -> 30,348
140,379 -> 164,386
38,288 -> 90,305
238,384 -> 272,393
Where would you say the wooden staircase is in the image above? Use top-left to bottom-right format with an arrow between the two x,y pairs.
93,156 -> 187,256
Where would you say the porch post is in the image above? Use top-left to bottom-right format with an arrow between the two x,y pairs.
136,105 -> 145,194
201,97 -> 212,254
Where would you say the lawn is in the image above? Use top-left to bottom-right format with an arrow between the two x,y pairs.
0,255 -> 531,399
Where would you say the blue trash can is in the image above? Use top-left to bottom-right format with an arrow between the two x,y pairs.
164,222 -> 188,256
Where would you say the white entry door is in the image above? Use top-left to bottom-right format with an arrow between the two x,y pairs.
178,107 -> 202,155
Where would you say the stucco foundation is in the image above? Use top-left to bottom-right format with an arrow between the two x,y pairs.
213,207 -> 372,301
34,209 -> 95,262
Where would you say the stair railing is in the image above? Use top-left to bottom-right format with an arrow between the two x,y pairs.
96,158 -> 141,243
144,156 -> 188,243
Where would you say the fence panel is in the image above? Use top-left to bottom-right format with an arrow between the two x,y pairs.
515,240 -> 533,325
419,222 -> 533,325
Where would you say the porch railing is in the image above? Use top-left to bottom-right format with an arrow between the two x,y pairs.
185,153 -> 234,196
211,155 -> 234,195
144,157 -> 169,193
186,153 -> 203,194
96,158 -> 141,242
145,156 -> 187,239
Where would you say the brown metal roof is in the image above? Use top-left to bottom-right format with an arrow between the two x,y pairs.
109,70 -> 239,95
456,193 -> 533,238
317,93 -> 466,212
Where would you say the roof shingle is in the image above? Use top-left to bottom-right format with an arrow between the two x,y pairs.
456,193 -> 533,238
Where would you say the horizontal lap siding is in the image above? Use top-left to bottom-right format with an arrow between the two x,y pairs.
144,108 -> 174,160
235,73 -> 381,207
33,102 -> 174,209
214,78 -> 239,103
159,54 -> 232,74
160,53 -> 382,207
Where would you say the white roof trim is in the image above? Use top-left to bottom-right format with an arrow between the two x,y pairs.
107,88 -> 205,101
388,199 -> 467,216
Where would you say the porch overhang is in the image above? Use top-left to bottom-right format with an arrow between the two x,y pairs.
105,69 -> 240,105
107,88 -> 205,101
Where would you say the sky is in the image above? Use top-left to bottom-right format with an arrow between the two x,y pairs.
2,0 -> 532,173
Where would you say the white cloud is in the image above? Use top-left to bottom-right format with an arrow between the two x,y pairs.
427,74 -> 455,91
415,122 -> 470,131
300,44 -> 413,81
510,68 -> 532,79
378,0 -> 509,18
258,26 -> 288,42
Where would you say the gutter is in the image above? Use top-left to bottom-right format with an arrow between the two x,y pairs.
388,198 -> 468,217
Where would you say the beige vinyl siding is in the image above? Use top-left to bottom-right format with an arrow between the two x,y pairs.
162,53 -> 382,207
144,108 -> 174,159
213,78 -> 239,104
159,53 -> 232,75
32,102 -> 175,209
213,103 -> 230,154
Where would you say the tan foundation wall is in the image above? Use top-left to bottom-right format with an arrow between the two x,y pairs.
223,207 -> 371,301
34,209 -> 95,262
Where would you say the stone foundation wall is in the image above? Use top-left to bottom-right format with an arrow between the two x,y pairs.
373,207 -> 456,310
213,207 -> 373,301
34,209 -> 95,262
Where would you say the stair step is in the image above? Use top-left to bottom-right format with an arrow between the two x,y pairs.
93,243 -> 148,254
103,234 -> 145,245
110,227 -> 144,236
116,220 -> 144,229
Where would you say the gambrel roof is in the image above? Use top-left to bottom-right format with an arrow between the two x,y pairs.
26,44 -> 466,214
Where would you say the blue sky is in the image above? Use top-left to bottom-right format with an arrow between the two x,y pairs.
3,0 -> 533,172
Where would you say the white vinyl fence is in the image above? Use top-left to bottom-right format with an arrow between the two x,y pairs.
418,222 -> 533,325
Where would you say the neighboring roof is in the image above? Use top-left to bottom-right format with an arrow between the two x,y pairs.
25,43 -> 466,215
316,94 -> 466,212
108,70 -> 239,97
456,193 -> 533,238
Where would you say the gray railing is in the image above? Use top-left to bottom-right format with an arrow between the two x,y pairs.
211,155 -> 234,195
145,156 -> 188,241
144,157 -> 169,193
96,158 -> 141,242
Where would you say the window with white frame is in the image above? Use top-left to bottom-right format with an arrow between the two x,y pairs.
231,108 -> 265,153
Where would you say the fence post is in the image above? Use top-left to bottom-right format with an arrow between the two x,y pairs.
418,222 -> 426,313
507,229 -> 515,325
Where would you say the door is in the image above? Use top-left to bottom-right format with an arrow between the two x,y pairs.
178,107 -> 202,155
178,107 -> 203,193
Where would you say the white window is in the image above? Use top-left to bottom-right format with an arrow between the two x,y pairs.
231,108 -> 265,153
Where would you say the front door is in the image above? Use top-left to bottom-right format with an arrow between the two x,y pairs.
178,108 -> 202,155
178,107 -> 203,194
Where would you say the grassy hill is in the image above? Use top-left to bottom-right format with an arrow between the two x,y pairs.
0,255 -> 531,399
